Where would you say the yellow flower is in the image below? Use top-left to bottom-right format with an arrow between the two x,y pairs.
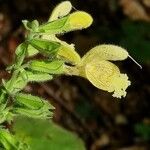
42,3 -> 92,65
42,1 -> 135,98
65,44 -> 131,98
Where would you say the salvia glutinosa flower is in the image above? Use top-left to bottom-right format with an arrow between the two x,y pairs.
65,45 -> 139,98
39,1 -> 141,98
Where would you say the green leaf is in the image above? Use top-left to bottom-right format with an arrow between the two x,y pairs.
0,128 -> 18,150
15,43 -> 28,67
29,60 -> 64,74
13,117 -> 86,150
3,72 -> 27,95
27,44 -> 39,57
41,34 -> 81,65
10,76 -> 27,94
13,93 -> 54,119
30,20 -> 39,32
15,93 -> 44,110
0,105 -> 13,124
14,93 -> 54,110
28,39 -> 60,57
22,20 -> 39,32
13,107 -> 54,119
25,71 -> 53,82
0,89 -> 8,104
38,16 -> 69,34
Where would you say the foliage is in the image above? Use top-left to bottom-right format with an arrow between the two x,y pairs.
0,1 -> 133,149
13,117 -> 85,150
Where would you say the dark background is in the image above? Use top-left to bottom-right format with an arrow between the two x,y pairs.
0,0 -> 150,149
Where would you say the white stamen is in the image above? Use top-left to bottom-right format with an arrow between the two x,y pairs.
128,55 -> 142,69
72,6 -> 78,11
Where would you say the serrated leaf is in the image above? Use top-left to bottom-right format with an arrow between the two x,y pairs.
15,42 -> 28,67
0,106 -> 13,124
13,107 -> 54,119
13,93 -> 54,119
28,39 -> 60,57
29,60 -> 64,74
3,74 -> 27,95
11,76 -> 27,94
13,105 -> 53,119
13,117 -> 86,150
27,44 -> 39,57
15,93 -> 44,110
0,128 -> 18,150
0,89 -> 8,104
38,16 -> 69,34
25,71 -> 53,82
15,93 -> 54,110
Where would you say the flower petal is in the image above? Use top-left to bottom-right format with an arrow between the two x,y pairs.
85,60 -> 130,98
57,41 -> 81,65
49,1 -> 72,21
69,11 -> 93,29
81,44 -> 128,65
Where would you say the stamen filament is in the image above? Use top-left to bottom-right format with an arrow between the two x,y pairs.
128,55 -> 142,69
